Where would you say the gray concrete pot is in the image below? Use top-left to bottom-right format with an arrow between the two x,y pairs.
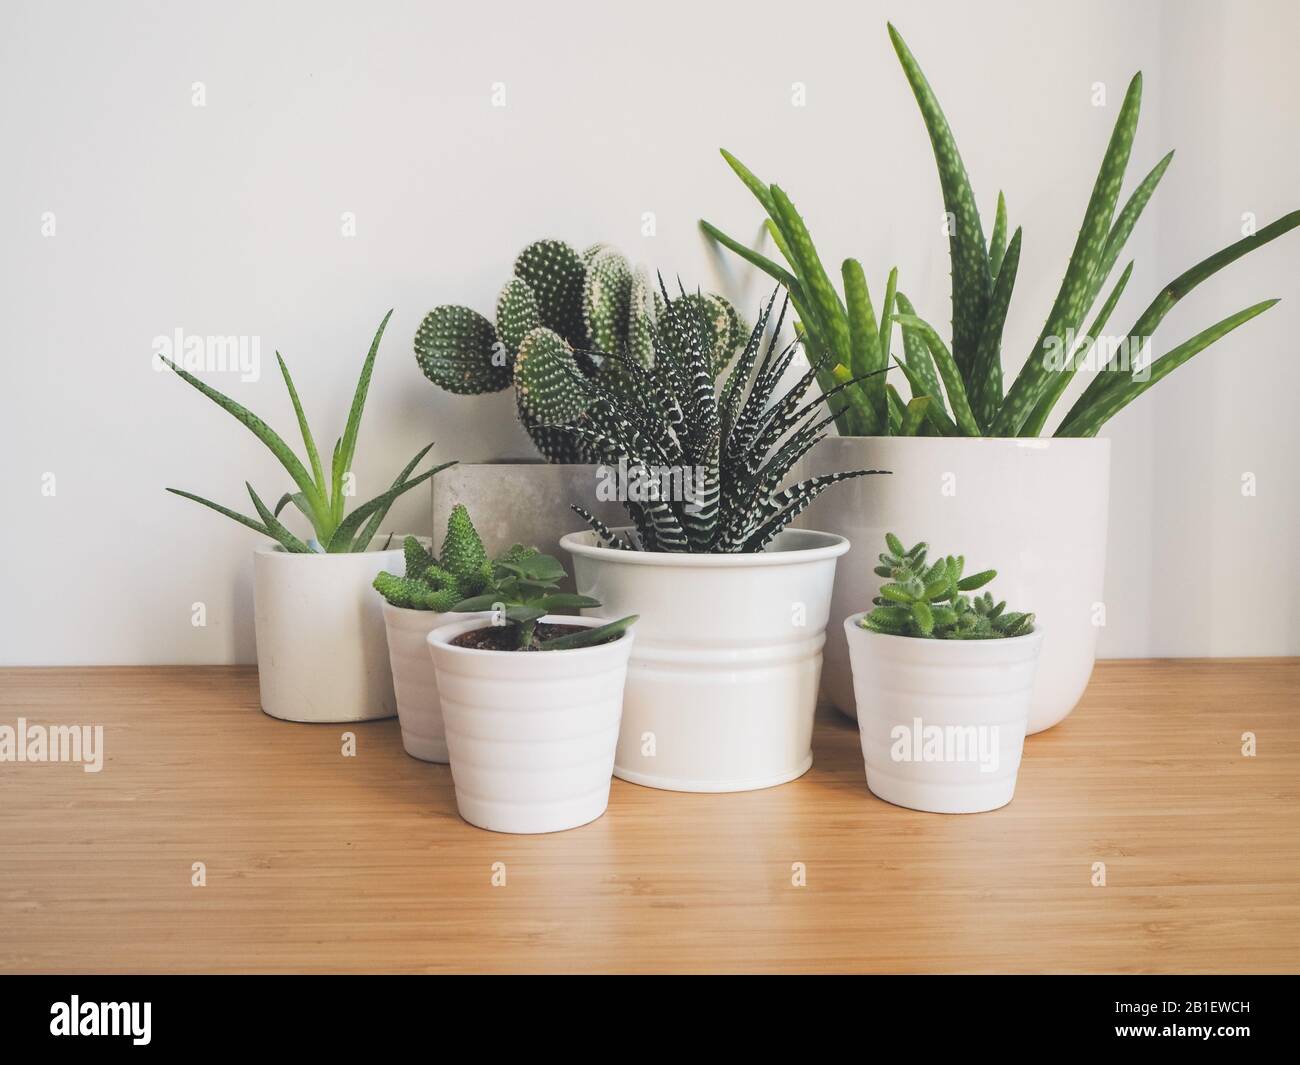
431,463 -> 626,584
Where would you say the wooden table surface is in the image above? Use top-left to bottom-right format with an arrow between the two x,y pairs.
1,660 -> 1296,974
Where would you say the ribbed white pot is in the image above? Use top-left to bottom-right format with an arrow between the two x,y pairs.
797,437 -> 1109,733
844,614 -> 1045,813
253,540 -> 406,723
426,615 -> 634,834
561,528 -> 848,793
381,602 -> 457,762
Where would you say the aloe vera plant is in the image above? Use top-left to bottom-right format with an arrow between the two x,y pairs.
163,312 -> 454,553
702,23 -> 1300,438
861,534 -> 1034,639
562,284 -> 887,552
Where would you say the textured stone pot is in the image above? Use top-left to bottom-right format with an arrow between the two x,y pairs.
795,436 -> 1109,734
432,463 -> 625,584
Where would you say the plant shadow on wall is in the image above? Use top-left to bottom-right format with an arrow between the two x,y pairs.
701,23 -> 1300,439
413,239 -> 746,461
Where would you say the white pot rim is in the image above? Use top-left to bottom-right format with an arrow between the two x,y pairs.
560,527 -> 849,568
255,534 -> 421,560
845,611 -> 1045,653
427,613 -> 633,658
821,435 -> 1111,453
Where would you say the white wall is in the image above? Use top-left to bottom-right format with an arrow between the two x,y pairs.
2,0 -> 1296,664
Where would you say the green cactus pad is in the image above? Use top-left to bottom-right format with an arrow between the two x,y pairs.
626,267 -> 655,368
583,250 -> 633,355
514,240 -> 589,346
514,327 -> 592,462
373,571 -> 458,612
440,503 -> 488,579
675,292 -> 743,377
414,305 -> 512,394
496,278 -> 541,356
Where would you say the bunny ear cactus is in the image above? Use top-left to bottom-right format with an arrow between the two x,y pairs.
415,239 -> 745,462
702,23 -> 1299,438
862,534 -> 1034,639
373,504 -> 493,610
561,284 -> 889,553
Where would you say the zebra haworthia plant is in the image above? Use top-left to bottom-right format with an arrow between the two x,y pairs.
163,311 -> 454,553
414,238 -> 745,462
702,23 -> 1300,439
562,284 -> 888,553
861,534 -> 1035,640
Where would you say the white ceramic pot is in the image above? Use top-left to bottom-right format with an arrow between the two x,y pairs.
432,463 -> 626,582
844,614 -> 1045,813
253,540 -> 407,723
381,602 -> 460,762
560,528 -> 848,792
427,614 -> 634,834
796,437 -> 1109,734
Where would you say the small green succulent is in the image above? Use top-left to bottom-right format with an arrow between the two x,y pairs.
860,533 -> 1034,639
451,546 -> 637,651
373,504 -> 492,611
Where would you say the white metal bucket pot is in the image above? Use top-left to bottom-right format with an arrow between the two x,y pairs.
426,615 -> 634,834
844,614 -> 1045,814
561,528 -> 849,793
253,540 -> 406,723
796,436 -> 1108,734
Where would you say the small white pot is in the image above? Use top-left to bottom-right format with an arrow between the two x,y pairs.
426,615 -> 634,834
253,540 -> 407,723
381,601 -> 471,762
561,528 -> 848,792
844,614 -> 1045,813
796,436 -> 1108,733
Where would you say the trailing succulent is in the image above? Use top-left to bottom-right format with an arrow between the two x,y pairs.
414,239 -> 746,462
561,284 -> 888,553
861,534 -> 1034,639
702,23 -> 1299,438
450,545 -> 637,651
373,504 -> 493,611
163,311 -> 453,553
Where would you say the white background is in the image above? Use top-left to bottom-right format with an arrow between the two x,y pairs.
2,0 -> 1296,664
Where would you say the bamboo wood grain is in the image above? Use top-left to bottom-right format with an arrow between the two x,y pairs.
0,660 -> 1296,974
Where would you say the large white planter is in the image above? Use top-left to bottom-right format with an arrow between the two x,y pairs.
381,602 -> 458,762
796,437 -> 1109,734
427,614 -> 633,834
432,463 -> 626,581
844,614 -> 1045,813
560,528 -> 848,792
253,541 -> 406,723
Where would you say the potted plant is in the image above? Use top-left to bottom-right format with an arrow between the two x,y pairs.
425,546 -> 637,834
162,311 -> 455,723
844,534 -> 1044,814
372,504 -> 497,762
415,239 -> 744,563
701,22 -> 1299,733
558,286 -> 887,792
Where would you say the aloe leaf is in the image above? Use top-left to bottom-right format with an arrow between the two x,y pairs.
699,220 -> 799,292
332,309 -> 393,523
893,358 -> 958,436
878,267 -> 898,367
719,149 -> 778,214
893,292 -> 946,413
324,461 -> 454,552
893,313 -> 980,436
969,227 -> 1022,430
165,488 -> 274,540
1022,260 -> 1133,436
888,23 -> 991,386
275,352 -> 326,495
247,482 -> 313,553
539,615 -> 638,651
159,356 -> 326,527
885,384 -> 905,433
1057,299 -> 1278,437
349,442 -> 437,552
988,192 -> 1008,279
769,186 -> 852,362
1064,208 -> 1300,423
900,395 -> 931,436
842,259 -> 884,430
994,72 -> 1144,436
